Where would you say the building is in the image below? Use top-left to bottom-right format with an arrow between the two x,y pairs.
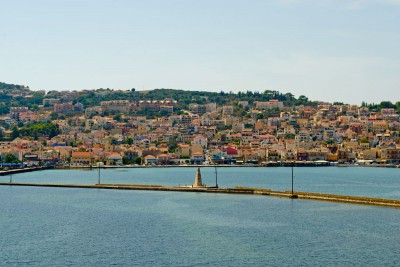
205,103 -> 217,112
190,145 -> 205,164
381,148 -> 400,164
54,102 -> 73,113
266,149 -> 280,162
222,105 -> 234,115
70,152 -> 92,166
191,135 -> 208,149
10,107 -> 28,120
180,115 -> 192,125
160,105 -> 174,114
43,98 -> 61,106
138,99 -> 177,111
189,104 -> 206,114
101,100 -> 131,113
19,111 -> 38,122
255,100 -> 284,110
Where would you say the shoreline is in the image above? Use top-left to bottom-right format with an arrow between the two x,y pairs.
1,164 -> 397,176
57,164 -> 399,169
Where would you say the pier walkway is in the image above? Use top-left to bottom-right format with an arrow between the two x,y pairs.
1,182 -> 400,209
0,166 -> 52,176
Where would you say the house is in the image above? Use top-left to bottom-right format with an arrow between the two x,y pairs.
190,145 -> 204,164
106,152 -> 123,165
157,154 -> 171,165
280,149 -> 296,161
70,152 -> 92,166
144,155 -> 158,165
176,144 -> 191,157
266,149 -> 280,162
191,135 -> 208,149
243,149 -> 260,163
307,149 -> 328,161
381,148 -> 400,164
296,148 -> 308,161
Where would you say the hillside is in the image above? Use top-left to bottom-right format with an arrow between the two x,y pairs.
0,82 -> 29,91
0,81 -> 399,114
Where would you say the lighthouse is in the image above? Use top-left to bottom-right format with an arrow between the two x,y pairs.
193,167 -> 204,187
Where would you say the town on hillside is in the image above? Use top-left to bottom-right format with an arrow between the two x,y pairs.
0,82 -> 399,167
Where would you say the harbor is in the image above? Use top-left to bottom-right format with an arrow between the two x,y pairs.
2,166 -> 400,266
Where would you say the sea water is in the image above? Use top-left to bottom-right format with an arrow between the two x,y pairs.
2,166 -> 400,199
0,185 -> 399,266
0,167 -> 400,266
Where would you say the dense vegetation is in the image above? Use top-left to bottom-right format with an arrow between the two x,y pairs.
16,123 -> 60,140
361,101 -> 400,112
0,82 -> 43,114
0,82 -> 29,91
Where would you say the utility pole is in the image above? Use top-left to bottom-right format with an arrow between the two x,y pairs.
98,163 -> 101,184
10,173 -> 12,184
90,133 -> 94,170
291,161 -> 294,195
214,166 -> 218,188
290,161 -> 298,198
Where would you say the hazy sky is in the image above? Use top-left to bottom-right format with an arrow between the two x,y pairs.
1,0 -> 399,104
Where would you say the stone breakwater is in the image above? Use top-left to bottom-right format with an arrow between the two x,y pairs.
0,166 -> 52,176
1,182 -> 400,209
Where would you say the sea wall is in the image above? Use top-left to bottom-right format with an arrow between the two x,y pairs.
1,182 -> 400,209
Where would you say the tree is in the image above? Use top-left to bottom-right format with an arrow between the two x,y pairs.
50,112 -> 58,120
124,137 -> 133,145
380,101 -> 395,109
5,153 -> 19,163
122,156 -> 129,165
49,127 -> 58,139
11,126 -> 19,140
113,114 -> 122,122
285,133 -> 296,139
133,157 -> 142,164
333,102 -> 344,105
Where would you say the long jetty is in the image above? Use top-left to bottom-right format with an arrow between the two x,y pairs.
0,166 -> 52,176
1,182 -> 400,209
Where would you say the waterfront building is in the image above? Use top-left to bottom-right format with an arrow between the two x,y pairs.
70,152 -> 93,166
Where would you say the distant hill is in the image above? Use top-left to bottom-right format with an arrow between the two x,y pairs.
0,81 -> 30,92
0,81 -> 398,114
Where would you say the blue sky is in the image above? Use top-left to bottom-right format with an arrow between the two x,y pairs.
1,0 -> 399,104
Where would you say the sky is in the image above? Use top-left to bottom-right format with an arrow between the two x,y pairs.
1,0 -> 399,105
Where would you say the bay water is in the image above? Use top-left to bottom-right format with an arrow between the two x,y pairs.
1,167 -> 399,266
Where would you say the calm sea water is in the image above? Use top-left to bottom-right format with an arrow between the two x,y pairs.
1,167 -> 400,266
1,185 -> 399,266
